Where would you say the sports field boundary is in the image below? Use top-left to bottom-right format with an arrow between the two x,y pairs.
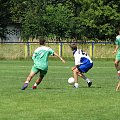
0,41 -> 114,59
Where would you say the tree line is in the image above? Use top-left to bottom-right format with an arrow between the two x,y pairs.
1,0 -> 120,41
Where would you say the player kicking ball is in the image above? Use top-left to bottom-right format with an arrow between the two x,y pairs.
21,38 -> 65,90
70,43 -> 93,88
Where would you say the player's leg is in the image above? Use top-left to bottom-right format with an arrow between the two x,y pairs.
114,60 -> 120,76
114,54 -> 120,91
21,66 -> 38,90
32,76 -> 44,89
77,63 -> 93,87
116,81 -> 120,91
21,71 -> 36,90
114,59 -> 120,91
32,70 -> 47,89
72,68 -> 79,88
77,72 -> 92,87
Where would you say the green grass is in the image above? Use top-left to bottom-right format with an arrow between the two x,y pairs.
0,60 -> 120,120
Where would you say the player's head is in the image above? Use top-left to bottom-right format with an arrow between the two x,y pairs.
38,37 -> 46,45
70,43 -> 77,51
118,28 -> 120,35
117,28 -> 120,35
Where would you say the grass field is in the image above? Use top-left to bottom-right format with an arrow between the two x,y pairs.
0,60 -> 120,120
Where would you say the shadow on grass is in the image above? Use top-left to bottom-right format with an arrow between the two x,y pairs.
41,86 -> 102,90
41,87 -> 65,90
80,86 -> 102,88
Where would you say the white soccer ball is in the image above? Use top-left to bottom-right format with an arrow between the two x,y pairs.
68,77 -> 75,84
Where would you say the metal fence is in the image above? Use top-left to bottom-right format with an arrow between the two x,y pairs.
0,42 -> 114,59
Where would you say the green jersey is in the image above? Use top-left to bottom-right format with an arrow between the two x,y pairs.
115,35 -> 120,53
32,46 -> 54,71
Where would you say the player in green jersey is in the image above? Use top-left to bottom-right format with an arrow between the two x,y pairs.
113,28 -> 120,91
21,38 -> 65,90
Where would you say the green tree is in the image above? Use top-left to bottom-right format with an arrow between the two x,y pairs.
76,0 -> 120,40
43,3 -> 74,40
0,0 -> 11,41
8,0 -> 120,41
10,0 -> 47,40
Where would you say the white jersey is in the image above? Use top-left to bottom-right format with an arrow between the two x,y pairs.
73,49 -> 93,65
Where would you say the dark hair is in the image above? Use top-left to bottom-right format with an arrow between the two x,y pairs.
70,43 -> 77,51
38,37 -> 45,45
117,28 -> 120,35
37,36 -> 46,45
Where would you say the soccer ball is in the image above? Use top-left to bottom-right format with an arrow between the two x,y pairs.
68,77 -> 75,84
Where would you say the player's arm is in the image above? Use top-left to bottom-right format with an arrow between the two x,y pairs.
54,52 -> 66,63
72,66 -> 77,71
113,45 -> 119,54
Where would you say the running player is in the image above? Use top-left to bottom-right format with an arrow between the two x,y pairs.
21,38 -> 65,90
113,28 -> 120,91
70,43 -> 93,88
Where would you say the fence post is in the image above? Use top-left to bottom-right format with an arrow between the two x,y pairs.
27,42 -> 30,57
89,42 -> 94,59
25,43 -> 27,58
92,42 -> 94,59
59,42 -> 63,57
25,42 -> 30,58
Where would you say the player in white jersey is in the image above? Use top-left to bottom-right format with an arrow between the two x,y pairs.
21,38 -> 65,90
70,43 -> 93,88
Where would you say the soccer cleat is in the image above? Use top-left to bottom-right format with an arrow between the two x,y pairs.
73,85 -> 79,88
21,83 -> 28,90
87,81 -> 92,87
73,83 -> 79,88
32,86 -> 37,89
